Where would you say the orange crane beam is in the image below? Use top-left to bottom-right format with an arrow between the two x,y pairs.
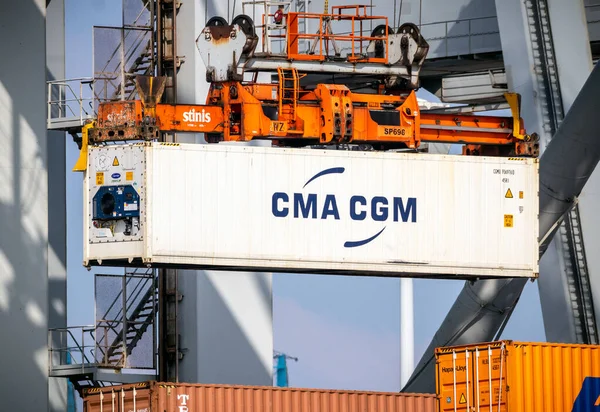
86,78 -> 538,158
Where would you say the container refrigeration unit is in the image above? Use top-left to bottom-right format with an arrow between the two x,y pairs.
83,142 -> 539,279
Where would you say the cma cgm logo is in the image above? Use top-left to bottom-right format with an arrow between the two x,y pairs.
182,108 -> 211,123
271,167 -> 417,248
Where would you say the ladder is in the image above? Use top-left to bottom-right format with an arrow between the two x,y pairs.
157,0 -> 182,103
277,67 -> 300,123
525,0 -> 598,343
95,269 -> 158,368
562,204 -> 598,343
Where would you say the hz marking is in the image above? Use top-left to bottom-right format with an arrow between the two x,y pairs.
270,121 -> 286,133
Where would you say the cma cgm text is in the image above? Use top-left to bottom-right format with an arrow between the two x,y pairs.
271,193 -> 417,222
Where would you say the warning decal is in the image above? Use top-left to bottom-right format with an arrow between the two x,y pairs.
112,156 -> 120,167
96,172 -> 104,186
504,214 -> 514,228
505,188 -> 513,198
459,393 -> 466,404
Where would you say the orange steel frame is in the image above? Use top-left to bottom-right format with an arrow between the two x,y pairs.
92,80 -> 536,155
273,6 -> 390,63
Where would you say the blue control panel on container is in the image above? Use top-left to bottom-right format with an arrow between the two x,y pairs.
93,185 -> 140,220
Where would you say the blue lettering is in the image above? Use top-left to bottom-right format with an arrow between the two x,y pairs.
273,192 -> 417,223
272,192 -> 289,217
294,193 -> 317,218
350,195 -> 367,220
393,197 -> 417,222
371,196 -> 388,221
321,194 -> 340,220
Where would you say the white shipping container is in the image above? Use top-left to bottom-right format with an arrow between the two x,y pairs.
84,142 -> 539,278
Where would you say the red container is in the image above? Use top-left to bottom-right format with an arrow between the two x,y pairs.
83,381 -> 436,412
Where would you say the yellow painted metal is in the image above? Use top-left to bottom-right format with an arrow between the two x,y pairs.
504,92 -> 528,141
72,121 -> 95,172
436,340 -> 600,412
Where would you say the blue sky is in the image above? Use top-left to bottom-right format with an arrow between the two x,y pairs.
65,0 -> 546,392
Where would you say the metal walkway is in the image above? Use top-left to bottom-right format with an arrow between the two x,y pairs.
48,269 -> 158,393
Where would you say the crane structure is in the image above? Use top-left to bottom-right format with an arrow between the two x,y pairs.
47,0 -> 556,395
273,351 -> 298,387
76,8 -> 538,161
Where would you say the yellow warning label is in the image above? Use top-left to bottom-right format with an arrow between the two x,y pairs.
112,156 -> 120,166
96,172 -> 104,185
595,394 -> 600,406
504,214 -> 514,228
519,191 -> 524,199
459,393 -> 467,404
126,171 -> 134,181
505,188 -> 513,198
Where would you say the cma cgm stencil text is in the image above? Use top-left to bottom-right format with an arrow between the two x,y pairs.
270,167 -> 417,248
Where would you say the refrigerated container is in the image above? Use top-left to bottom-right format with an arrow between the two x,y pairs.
435,340 -> 600,412
82,381 -> 437,412
84,142 -> 539,279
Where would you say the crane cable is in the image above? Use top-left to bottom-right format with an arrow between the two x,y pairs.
397,0 -> 404,28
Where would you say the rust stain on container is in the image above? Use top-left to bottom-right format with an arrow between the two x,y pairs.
83,381 -> 436,412
435,340 -> 600,412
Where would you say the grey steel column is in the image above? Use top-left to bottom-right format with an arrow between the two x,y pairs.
47,0 -> 68,410
0,0 -> 49,409
561,0 -> 600,342
404,0 -> 598,393
172,0 -> 274,385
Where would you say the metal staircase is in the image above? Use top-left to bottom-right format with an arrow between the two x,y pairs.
48,269 -> 158,395
96,269 -> 158,367
47,1 -> 157,133
525,0 -> 598,343
47,0 -> 183,392
111,38 -> 155,101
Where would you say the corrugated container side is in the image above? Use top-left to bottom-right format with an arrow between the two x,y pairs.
435,340 -> 600,412
85,143 -> 540,279
83,381 -> 437,412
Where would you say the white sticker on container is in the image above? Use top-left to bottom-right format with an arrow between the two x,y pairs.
94,228 -> 113,238
124,202 -> 138,211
